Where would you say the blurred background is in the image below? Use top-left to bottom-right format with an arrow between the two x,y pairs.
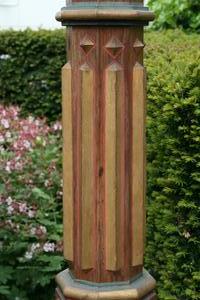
0,0 -> 65,29
0,0 -> 148,30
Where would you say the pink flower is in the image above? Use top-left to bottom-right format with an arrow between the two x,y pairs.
1,119 -> 9,129
52,122 -> 62,131
30,225 -> 47,237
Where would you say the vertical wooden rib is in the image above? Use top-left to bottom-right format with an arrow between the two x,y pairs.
80,63 -> 94,270
132,62 -> 146,266
105,63 -> 122,271
62,62 -> 73,261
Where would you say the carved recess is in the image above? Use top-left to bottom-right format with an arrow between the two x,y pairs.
105,37 -> 124,59
80,36 -> 95,54
133,38 -> 145,59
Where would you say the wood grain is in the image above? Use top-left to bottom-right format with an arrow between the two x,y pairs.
56,9 -> 154,22
66,27 -> 144,282
80,63 -> 94,270
105,63 -> 122,271
131,62 -> 146,266
62,62 -> 73,262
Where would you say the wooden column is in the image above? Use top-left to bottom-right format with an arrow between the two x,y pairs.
55,1 -> 156,299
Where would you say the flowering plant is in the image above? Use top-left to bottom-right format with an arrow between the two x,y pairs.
0,105 -> 65,300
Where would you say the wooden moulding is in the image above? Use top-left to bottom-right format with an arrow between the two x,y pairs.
55,9 -> 155,22
62,63 -> 73,262
56,269 -> 156,300
131,63 -> 146,267
105,63 -> 122,271
80,63 -> 94,270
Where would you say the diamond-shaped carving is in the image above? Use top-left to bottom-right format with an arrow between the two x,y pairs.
105,37 -> 124,58
80,36 -> 94,54
133,39 -> 145,50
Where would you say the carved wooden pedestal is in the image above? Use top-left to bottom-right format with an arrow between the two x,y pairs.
55,1 -> 155,299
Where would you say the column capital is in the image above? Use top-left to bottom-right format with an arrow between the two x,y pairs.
55,2 -> 154,26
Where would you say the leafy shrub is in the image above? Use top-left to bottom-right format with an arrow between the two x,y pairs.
0,105 -> 65,300
148,0 -> 200,32
145,30 -> 200,300
0,29 -> 66,122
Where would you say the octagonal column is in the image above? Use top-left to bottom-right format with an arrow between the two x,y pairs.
55,1 -> 156,299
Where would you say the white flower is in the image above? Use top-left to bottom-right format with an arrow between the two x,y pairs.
19,202 -> 27,213
35,120 -> 40,126
1,119 -> 9,129
6,197 -> 13,205
0,146 -> 5,153
0,135 -> 5,143
23,140 -> 31,149
31,243 -> 40,252
40,225 -> 47,234
5,161 -> 11,173
27,210 -> 35,218
28,116 -> 34,123
6,219 -> 13,227
24,251 -> 33,260
44,180 -> 49,187
183,231 -> 191,239
15,162 -> 23,171
5,131 -> 11,139
30,227 -> 36,235
0,54 -> 10,60
43,242 -> 55,253
7,205 -> 14,215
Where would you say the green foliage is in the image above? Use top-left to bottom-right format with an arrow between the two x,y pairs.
0,107 -> 66,300
145,30 -> 200,300
0,29 -> 66,122
148,0 -> 200,32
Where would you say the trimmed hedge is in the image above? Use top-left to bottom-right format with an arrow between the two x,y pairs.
145,30 -> 200,300
0,29 -> 199,299
0,29 -> 66,122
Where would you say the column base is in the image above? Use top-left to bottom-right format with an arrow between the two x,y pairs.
55,269 -> 156,300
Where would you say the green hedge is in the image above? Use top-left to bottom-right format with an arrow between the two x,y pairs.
145,30 -> 200,300
148,0 -> 200,32
0,29 -> 199,300
0,29 -> 65,122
